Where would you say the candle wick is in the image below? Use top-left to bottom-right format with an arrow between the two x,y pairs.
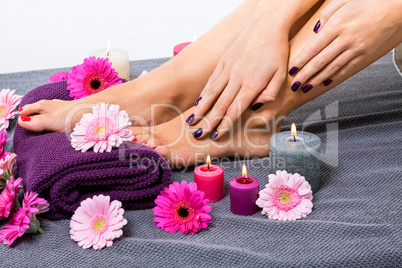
107,51 -> 111,56
293,135 -> 296,142
208,163 -> 210,170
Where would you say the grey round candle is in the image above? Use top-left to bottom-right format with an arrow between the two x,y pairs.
269,124 -> 321,193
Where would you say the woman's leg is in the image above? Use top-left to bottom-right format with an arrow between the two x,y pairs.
18,0 -> 266,133
134,0 -> 402,167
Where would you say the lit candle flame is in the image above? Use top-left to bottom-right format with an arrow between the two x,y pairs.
106,40 -> 111,56
242,164 -> 247,177
291,123 -> 297,142
206,155 -> 211,169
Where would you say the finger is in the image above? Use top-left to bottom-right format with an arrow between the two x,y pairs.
193,59 -> 225,108
212,87 -> 256,141
319,0 -> 350,28
291,39 -> 345,92
189,63 -> 228,125
193,79 -> 241,139
289,26 -> 338,79
303,50 -> 357,90
252,71 -> 286,110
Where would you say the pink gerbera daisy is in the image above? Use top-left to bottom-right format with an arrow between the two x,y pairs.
22,192 -> 49,216
0,176 -> 23,220
153,181 -> 212,235
0,130 -> 11,161
70,103 -> 133,153
0,153 -> 17,185
256,170 -> 313,221
70,195 -> 127,249
49,71 -> 70,82
67,57 -> 122,100
0,207 -> 30,247
0,89 -> 21,131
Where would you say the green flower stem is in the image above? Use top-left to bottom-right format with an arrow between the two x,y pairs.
38,227 -> 45,235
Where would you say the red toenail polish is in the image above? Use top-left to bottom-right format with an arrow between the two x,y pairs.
18,108 -> 23,113
143,141 -> 147,144
132,137 -> 138,142
21,115 -> 31,122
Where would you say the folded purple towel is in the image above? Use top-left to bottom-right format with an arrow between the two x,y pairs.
13,80 -> 172,220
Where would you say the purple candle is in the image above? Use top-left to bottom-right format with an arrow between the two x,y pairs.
230,164 -> 260,216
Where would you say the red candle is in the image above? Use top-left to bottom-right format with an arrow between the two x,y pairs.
230,164 -> 259,216
194,155 -> 224,203
173,42 -> 191,56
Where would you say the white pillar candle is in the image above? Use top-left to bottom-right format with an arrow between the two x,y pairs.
89,41 -> 130,81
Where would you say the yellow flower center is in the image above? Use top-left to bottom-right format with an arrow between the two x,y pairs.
94,126 -> 107,136
279,193 -> 291,205
92,217 -> 107,232
0,106 -> 6,117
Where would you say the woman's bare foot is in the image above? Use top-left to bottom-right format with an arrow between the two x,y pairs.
17,67 -> 198,133
129,104 -> 288,167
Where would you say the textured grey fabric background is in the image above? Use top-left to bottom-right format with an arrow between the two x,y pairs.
0,53 -> 401,267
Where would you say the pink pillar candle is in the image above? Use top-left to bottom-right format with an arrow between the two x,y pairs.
173,42 -> 191,56
230,165 -> 259,216
194,157 -> 224,203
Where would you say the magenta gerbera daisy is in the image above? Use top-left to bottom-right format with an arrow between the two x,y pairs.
70,103 -> 134,153
256,170 -> 313,221
0,130 -> 11,161
22,192 -> 49,216
67,57 -> 122,100
0,89 -> 22,130
153,181 -> 212,235
49,71 -> 70,82
0,177 -> 23,220
70,195 -> 127,249
0,207 -> 30,247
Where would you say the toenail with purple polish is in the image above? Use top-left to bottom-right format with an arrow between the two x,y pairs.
251,103 -> 264,111
291,81 -> 302,92
289,66 -> 299,75
210,130 -> 219,140
195,97 -> 202,106
324,79 -> 333,86
313,20 -> 321,32
302,84 -> 313,93
186,114 -> 195,124
192,128 -> 203,138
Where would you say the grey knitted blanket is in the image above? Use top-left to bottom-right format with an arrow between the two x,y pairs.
0,54 -> 401,267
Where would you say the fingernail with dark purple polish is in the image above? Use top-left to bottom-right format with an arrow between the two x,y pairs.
192,128 -> 203,138
302,84 -> 313,93
324,79 -> 333,86
195,97 -> 202,106
291,81 -> 302,92
186,114 -> 195,124
251,103 -> 264,111
289,66 -> 299,76
313,20 -> 321,32
210,130 -> 219,140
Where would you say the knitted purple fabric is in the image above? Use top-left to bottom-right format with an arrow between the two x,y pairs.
13,80 -> 172,220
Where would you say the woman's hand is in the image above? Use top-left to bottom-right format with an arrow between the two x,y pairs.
289,0 -> 402,93
188,17 -> 289,141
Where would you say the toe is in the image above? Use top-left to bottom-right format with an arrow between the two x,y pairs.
19,99 -> 61,116
18,112 -> 65,132
127,126 -> 150,143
